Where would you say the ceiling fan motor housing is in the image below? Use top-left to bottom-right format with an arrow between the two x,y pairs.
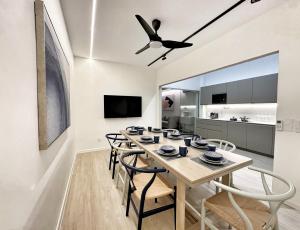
149,41 -> 162,48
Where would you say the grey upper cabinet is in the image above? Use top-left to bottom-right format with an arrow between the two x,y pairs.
252,74 -> 278,103
246,124 -> 275,156
200,86 -> 212,105
227,79 -> 252,104
200,74 -> 278,105
227,122 -> 247,148
212,83 -> 227,94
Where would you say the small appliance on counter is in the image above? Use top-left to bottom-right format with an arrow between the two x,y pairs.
210,112 -> 219,119
240,116 -> 249,122
230,116 -> 238,121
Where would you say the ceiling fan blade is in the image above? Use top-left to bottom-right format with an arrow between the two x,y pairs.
162,40 -> 193,49
135,15 -> 156,40
135,43 -> 150,54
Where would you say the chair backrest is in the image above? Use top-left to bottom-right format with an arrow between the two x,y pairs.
120,151 -> 166,199
105,133 -> 128,149
111,141 -> 141,155
213,166 -> 296,230
205,139 -> 236,152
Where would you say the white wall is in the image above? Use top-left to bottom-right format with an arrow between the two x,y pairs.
157,0 -> 300,208
73,58 -> 157,152
0,0 -> 75,229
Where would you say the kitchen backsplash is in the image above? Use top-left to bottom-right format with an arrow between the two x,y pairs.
201,103 -> 277,124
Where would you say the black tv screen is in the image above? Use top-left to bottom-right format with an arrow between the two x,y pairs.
104,95 -> 142,118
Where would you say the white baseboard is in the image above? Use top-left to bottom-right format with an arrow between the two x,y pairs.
77,147 -> 107,154
55,154 -> 76,230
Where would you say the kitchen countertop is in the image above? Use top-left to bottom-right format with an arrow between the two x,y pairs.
198,117 -> 276,126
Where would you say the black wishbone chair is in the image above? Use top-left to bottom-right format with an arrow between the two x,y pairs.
120,151 -> 176,230
105,133 -> 128,179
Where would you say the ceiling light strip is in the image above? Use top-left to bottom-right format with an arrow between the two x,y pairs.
89,0 -> 97,58
147,0 -> 247,66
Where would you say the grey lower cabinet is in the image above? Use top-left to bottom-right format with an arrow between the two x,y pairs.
226,79 -> 252,104
195,119 -> 227,140
252,74 -> 278,103
246,124 -> 275,156
195,127 -> 208,138
195,119 -> 275,156
227,122 -> 247,148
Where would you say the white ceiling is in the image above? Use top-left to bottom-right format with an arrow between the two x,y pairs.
60,0 -> 284,68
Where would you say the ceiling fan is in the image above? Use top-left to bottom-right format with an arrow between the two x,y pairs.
135,15 -> 193,55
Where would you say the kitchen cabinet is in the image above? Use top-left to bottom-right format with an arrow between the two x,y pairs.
200,74 -> 278,105
195,118 -> 275,156
195,127 -> 208,138
252,74 -> 278,103
212,83 -> 227,95
200,86 -> 212,105
195,119 -> 227,139
227,79 -> 252,104
227,122 -> 247,148
246,124 -> 275,156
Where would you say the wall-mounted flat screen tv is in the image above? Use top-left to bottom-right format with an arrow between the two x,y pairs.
104,95 -> 142,118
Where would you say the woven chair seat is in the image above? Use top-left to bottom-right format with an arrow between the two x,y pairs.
133,173 -> 174,200
205,191 -> 272,230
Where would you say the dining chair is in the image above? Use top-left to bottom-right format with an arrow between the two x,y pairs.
205,139 -> 236,192
105,133 -> 128,179
205,139 -> 236,152
200,166 -> 296,230
112,142 -> 149,205
120,150 -> 176,230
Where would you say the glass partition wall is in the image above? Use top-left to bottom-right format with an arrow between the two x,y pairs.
160,53 -> 279,170
161,88 -> 199,133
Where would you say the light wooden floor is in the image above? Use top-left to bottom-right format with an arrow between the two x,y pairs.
60,150 -> 300,230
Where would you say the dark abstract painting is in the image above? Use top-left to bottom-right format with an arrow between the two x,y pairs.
35,0 -> 70,150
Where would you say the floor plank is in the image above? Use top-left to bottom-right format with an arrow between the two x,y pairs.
60,150 -> 300,230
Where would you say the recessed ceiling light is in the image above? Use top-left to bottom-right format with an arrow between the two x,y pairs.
89,0 -> 97,58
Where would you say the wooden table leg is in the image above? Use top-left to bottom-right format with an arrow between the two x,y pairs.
176,178 -> 186,230
222,173 -> 230,186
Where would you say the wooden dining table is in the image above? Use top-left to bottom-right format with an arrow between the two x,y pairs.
121,130 -> 253,230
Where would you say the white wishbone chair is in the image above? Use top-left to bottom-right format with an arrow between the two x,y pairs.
200,166 -> 296,230
205,139 -> 236,152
